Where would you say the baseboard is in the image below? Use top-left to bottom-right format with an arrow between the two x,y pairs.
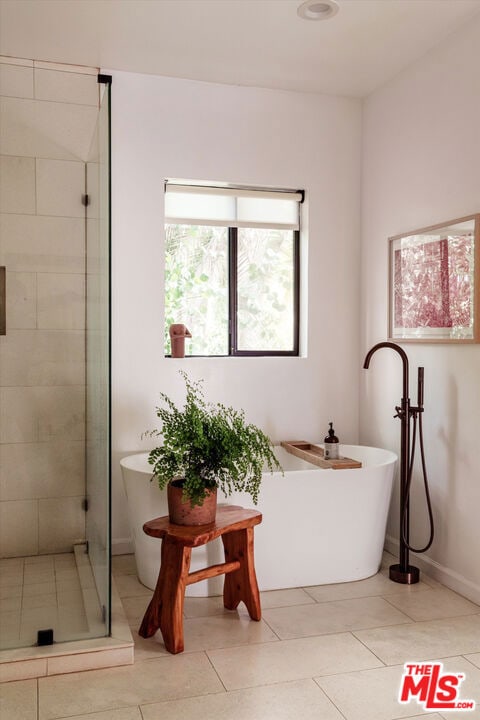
385,534 -> 480,605
112,538 -> 133,556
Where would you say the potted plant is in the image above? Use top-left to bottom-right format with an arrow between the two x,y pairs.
145,371 -> 282,525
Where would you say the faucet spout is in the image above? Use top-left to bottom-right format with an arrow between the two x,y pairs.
363,341 -> 409,400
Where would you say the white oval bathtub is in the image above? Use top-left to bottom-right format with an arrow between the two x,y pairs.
120,444 -> 397,597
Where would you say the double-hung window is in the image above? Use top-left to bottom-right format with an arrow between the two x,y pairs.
164,181 -> 302,356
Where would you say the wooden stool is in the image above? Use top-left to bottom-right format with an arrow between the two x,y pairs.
138,505 -> 262,654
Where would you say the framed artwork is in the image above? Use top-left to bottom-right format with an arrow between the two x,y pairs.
388,214 -> 479,343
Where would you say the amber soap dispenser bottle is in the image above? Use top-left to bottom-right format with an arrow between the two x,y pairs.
324,422 -> 339,460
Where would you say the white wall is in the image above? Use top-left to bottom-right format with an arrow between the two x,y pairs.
361,16 -> 480,601
110,71 -> 362,548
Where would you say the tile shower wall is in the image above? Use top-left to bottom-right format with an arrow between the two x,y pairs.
0,57 -> 99,557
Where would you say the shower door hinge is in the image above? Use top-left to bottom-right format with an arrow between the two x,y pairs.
82,497 -> 89,512
82,194 -> 90,207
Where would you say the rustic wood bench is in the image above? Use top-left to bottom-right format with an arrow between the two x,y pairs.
138,505 -> 263,654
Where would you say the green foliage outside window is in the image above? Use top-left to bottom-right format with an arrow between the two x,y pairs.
237,227 -> 294,351
164,224 -> 296,355
164,224 -> 228,355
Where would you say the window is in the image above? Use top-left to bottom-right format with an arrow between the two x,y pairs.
164,182 -> 302,356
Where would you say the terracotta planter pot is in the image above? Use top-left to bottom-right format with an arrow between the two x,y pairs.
167,480 -> 217,525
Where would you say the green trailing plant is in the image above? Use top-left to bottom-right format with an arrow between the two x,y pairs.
145,371 -> 282,508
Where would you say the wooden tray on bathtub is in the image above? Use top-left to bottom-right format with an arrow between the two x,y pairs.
281,441 -> 362,470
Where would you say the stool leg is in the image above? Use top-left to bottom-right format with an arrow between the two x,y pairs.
138,539 -> 191,654
222,527 -> 261,621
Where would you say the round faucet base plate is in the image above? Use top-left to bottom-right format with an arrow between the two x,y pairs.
389,563 -> 420,584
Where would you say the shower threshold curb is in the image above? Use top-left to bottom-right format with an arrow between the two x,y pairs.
0,579 -> 134,683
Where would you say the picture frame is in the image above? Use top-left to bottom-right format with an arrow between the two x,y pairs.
388,214 -> 479,343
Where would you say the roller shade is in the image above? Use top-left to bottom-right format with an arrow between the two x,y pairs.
165,182 -> 302,230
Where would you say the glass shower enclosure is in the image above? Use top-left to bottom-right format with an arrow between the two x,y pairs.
0,67 -> 111,651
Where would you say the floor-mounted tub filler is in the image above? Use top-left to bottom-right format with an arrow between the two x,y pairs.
364,342 -> 434,584
120,444 -> 397,597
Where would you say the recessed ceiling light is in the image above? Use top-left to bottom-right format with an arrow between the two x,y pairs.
297,0 -> 339,21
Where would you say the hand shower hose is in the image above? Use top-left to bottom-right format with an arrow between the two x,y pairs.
401,406 -> 434,553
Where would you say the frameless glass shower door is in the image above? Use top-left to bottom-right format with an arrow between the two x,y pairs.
85,78 -> 112,636
0,62 -> 111,651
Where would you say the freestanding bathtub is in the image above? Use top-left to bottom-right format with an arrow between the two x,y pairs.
120,444 -> 397,597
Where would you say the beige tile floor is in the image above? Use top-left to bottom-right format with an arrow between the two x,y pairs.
1,550 -> 480,720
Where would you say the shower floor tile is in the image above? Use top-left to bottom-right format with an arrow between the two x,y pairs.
0,551 -> 98,650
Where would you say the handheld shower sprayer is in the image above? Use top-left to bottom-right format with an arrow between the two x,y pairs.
363,342 -> 434,584
403,366 -> 434,555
